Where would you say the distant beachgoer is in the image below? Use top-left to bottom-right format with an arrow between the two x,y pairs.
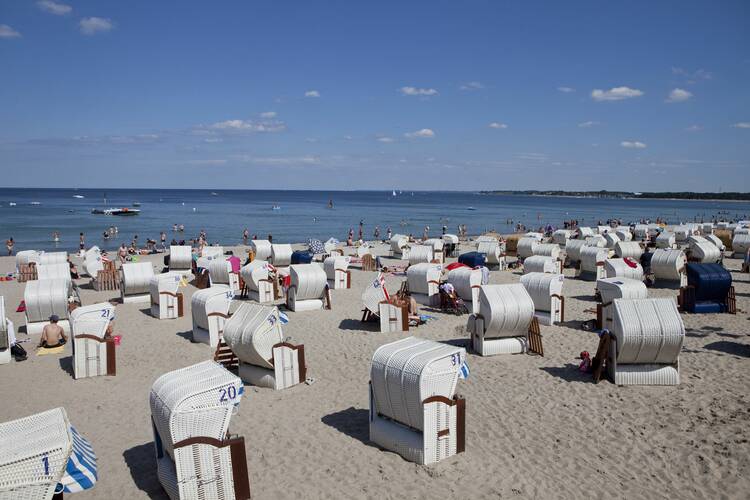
423,225 -> 430,241
69,258 -> 79,279
268,234 -> 273,243
52,231 -> 60,242
386,227 -> 392,240
442,225 -> 447,235
374,226 -> 380,240
79,232 -> 85,250
160,232 -> 167,248
173,224 -> 178,231
118,243 -> 128,263
5,237 -> 14,256
243,229 -> 249,245
39,315 -> 67,349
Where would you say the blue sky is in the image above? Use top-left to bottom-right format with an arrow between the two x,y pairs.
1,1 -> 749,191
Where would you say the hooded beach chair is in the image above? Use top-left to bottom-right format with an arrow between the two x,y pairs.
369,337 -> 467,465
71,302 -> 116,379
596,298 -> 684,385
150,361 -> 250,500
191,285 -> 233,347
650,249 -> 687,288
733,234 -> 750,258
407,245 -> 434,265
168,245 -> 193,273
240,260 -> 276,303
476,240 -> 506,270
522,255 -> 560,275
687,236 -> 722,263
390,234 -> 409,259
269,244 -> 293,267
361,274 -> 408,332
467,284 -> 543,356
678,263 -> 736,314
222,303 -> 306,390
120,262 -> 155,303
208,258 -> 241,292
442,234 -> 459,257
447,267 -> 482,314
81,247 -> 103,278
406,263 -> 442,306
595,277 -> 648,331
0,296 -> 16,365
655,231 -> 676,249
37,262 -> 72,288
324,256 -> 351,290
150,272 -> 186,320
604,258 -> 644,281
614,241 -> 644,260
578,246 -> 609,280
0,407 -> 98,499
423,238 -> 445,263
250,240 -> 273,261
24,278 -> 72,335
286,264 -> 331,312
552,229 -> 571,246
520,272 -> 564,326
516,236 -> 541,259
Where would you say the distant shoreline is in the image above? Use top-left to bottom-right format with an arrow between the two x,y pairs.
479,191 -> 750,203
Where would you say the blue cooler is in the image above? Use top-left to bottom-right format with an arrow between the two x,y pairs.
458,252 -> 486,268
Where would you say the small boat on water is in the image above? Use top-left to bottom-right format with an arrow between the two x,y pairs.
30,202 -> 41,205
91,207 -> 140,216
8,202 -> 16,206
73,195 -> 85,199
272,205 -> 281,211
133,202 -> 141,207
467,207 -> 477,211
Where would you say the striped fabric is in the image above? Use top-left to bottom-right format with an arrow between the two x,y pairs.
58,426 -> 98,493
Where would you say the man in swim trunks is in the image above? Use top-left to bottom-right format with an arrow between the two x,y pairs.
39,315 -> 67,348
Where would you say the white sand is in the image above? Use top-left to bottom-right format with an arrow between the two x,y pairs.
0,242 -> 749,499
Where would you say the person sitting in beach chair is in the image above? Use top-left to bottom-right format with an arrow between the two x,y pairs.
439,282 -> 468,315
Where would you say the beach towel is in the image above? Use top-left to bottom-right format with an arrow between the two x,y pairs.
228,255 -> 241,273
57,425 -> 98,493
16,300 -> 26,313
445,262 -> 469,271
624,257 -> 638,268
37,345 -> 66,356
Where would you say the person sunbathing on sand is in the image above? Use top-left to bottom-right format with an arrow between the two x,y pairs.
39,315 -> 67,349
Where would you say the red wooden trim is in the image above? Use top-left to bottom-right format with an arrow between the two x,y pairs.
456,396 -> 466,453
106,339 -> 116,376
422,395 -> 457,406
207,312 -> 231,319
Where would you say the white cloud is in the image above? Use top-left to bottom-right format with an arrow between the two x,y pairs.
0,24 -> 21,38
578,121 -> 599,128
208,119 -> 286,133
399,86 -> 438,97
37,1 -> 72,15
459,81 -> 484,91
671,67 -> 712,83
404,128 -> 435,139
621,141 -> 647,149
685,125 -> 703,132
591,86 -> 644,101
343,135 -> 353,140
666,88 -> 692,103
732,122 -> 750,129
236,155 -> 321,166
488,122 -> 508,129
304,90 -> 320,98
377,137 -> 395,143
557,86 -> 575,93
188,159 -> 227,166
79,17 -> 113,35
260,111 -> 277,118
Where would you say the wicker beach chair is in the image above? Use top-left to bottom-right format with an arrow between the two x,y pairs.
520,272 -> 565,326
150,272 -> 185,320
0,296 -> 16,365
24,279 -> 72,335
222,303 -> 305,390
71,303 -> 116,379
595,277 -> 648,331
191,285 -> 233,347
0,407 -> 98,499
286,264 -> 331,312
120,262 -> 155,303
240,260 -> 276,303
324,256 -> 351,290
150,361 -> 250,500
369,337 -> 467,465
467,284 -> 543,356
406,263 -> 442,306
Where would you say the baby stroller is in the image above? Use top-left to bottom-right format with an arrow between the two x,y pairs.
439,283 -> 468,315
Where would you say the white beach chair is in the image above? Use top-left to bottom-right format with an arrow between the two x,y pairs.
408,244 -> 434,265
731,234 -> 750,258
369,337 -> 467,465
24,278 -> 72,335
423,238 -> 445,263
208,258 -> 241,292
576,227 -> 595,239
447,267 -> 482,314
406,263 -> 442,306
191,285 -> 233,347
0,407 -> 98,499
150,272 -> 186,320
552,229 -> 571,246
390,234 -> 410,259
150,361 -> 249,500
705,234 -> 726,252
602,298 -> 684,385
633,224 -> 649,240
476,240 -> 506,269
655,231 -> 676,249
603,232 -> 620,249
604,258 -> 644,281
614,241 -> 644,259
222,303 -> 306,390
523,255 -> 560,275
687,236 -> 722,263
520,273 -> 564,326
442,234 -> 459,258
120,262 -> 155,303
650,249 -> 687,287
168,245 -> 193,273
240,260 -> 275,303
201,246 -> 224,259
36,262 -> 72,288
467,284 -> 543,356
324,255 -> 351,290
579,246 -> 609,280
71,303 -> 116,379
270,244 -> 293,267
82,246 -> 103,278
596,278 -> 648,331
565,239 -> 587,265
286,264 -> 330,312
361,274 -> 408,333
615,227 -> 633,242
516,236 -> 541,259
0,296 -> 16,365
38,252 -> 68,266
250,240 -> 273,261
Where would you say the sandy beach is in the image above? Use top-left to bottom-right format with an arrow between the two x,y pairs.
1,240 -> 749,500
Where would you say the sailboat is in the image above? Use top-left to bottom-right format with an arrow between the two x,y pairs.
392,190 -> 397,197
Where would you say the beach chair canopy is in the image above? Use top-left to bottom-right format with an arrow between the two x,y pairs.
169,246 -> 193,271
24,279 -> 71,323
371,336 -> 465,431
240,260 -> 272,290
533,243 -> 561,259
612,298 -> 684,364
324,256 -> 350,281
201,246 -> 224,259
250,240 -> 273,260
270,244 -> 293,266
70,302 -> 115,324
223,303 -> 284,370
650,249 -> 686,280
447,267 -> 481,301
615,241 -> 643,259
362,274 -> 388,313
289,264 -> 327,301
523,255 -> 558,274
191,285 -> 232,331
520,272 -> 563,313
36,263 -> 71,284
38,252 -> 68,266
0,407 -> 97,498
406,263 -> 442,296
121,262 -> 155,295
149,272 -> 183,304
604,258 -> 644,280
597,277 -> 648,304
476,284 -> 535,337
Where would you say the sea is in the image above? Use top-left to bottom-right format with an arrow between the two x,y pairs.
1,188 -> 748,253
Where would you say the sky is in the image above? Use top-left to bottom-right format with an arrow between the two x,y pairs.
1,0 -> 749,191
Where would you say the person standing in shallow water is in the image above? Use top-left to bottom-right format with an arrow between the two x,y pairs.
5,237 -> 14,256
